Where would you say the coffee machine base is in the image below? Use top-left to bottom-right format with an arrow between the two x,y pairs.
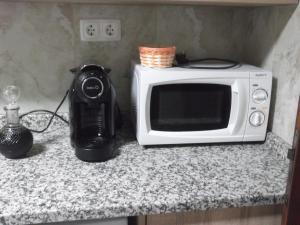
74,141 -> 118,162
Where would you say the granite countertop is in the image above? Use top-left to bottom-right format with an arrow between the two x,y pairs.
0,114 -> 291,225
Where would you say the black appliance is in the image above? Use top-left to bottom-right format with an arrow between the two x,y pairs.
69,64 -> 121,162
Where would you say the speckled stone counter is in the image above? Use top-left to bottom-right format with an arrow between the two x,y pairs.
0,114 -> 290,225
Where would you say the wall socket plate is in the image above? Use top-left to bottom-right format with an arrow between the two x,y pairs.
80,19 -> 121,42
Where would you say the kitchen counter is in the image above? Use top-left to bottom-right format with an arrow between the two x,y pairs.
0,114 -> 290,225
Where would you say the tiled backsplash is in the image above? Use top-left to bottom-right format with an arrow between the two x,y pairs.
0,2 -> 245,112
0,2 -> 299,144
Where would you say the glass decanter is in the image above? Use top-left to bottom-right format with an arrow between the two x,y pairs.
0,86 -> 33,159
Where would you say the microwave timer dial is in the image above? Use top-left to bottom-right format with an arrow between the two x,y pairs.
249,111 -> 265,127
252,88 -> 268,104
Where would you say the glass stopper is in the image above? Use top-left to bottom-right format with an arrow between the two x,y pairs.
2,85 -> 20,109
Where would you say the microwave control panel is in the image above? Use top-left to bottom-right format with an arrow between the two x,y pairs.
249,88 -> 269,126
244,71 -> 272,142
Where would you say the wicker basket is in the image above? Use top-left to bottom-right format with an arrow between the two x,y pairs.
139,46 -> 176,68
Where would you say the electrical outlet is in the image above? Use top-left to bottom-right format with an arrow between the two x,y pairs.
80,19 -> 121,42
80,20 -> 100,41
101,20 -> 121,41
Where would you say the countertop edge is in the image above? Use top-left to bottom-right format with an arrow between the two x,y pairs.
1,193 -> 287,225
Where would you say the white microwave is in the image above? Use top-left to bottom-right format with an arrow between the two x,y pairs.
130,62 -> 272,146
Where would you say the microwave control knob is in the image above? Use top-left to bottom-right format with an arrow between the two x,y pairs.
253,89 -> 268,104
249,111 -> 265,127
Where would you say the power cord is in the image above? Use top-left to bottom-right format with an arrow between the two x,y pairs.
175,53 -> 240,69
19,90 -> 69,133
20,110 -> 69,124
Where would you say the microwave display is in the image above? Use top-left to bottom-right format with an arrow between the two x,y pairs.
150,84 -> 231,131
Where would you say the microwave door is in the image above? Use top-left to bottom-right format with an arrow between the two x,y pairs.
150,83 -> 232,132
138,76 -> 249,145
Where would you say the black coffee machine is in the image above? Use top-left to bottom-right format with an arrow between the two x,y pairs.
69,64 -> 121,162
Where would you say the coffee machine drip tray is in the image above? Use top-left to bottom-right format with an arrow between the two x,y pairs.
74,133 -> 118,162
78,136 -> 111,149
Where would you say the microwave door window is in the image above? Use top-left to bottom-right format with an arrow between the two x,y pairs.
150,84 -> 231,131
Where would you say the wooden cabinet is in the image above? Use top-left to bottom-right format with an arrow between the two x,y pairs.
5,0 -> 299,5
131,205 -> 283,225
36,218 -> 128,225
281,97 -> 300,225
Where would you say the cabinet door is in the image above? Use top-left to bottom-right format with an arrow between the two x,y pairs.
282,97 -> 300,225
38,218 -> 128,225
7,0 -> 299,5
136,205 -> 282,225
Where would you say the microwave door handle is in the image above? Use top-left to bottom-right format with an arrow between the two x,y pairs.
231,81 -> 239,95
231,81 -> 248,135
229,90 -> 239,134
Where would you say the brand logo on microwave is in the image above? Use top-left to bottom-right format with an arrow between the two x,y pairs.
86,85 -> 100,90
255,73 -> 267,77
